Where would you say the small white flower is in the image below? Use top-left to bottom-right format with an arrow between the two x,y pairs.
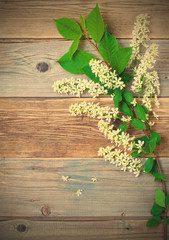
131,99 -> 137,106
91,177 -> 97,182
62,176 -> 70,182
149,121 -> 155,127
76,189 -> 82,197
135,140 -> 144,149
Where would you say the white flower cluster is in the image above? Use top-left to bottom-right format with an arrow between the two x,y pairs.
98,120 -> 134,151
69,101 -> 119,124
89,59 -> 125,90
98,146 -> 143,177
69,101 -> 145,176
129,13 -> 150,66
131,43 -> 159,94
52,77 -> 107,98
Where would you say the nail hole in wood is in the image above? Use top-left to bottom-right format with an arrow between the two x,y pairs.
36,62 -> 49,72
41,205 -> 51,216
16,224 -> 27,232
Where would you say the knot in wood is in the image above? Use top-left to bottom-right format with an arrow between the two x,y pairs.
16,224 -> 27,232
36,62 -> 49,72
41,205 -> 51,216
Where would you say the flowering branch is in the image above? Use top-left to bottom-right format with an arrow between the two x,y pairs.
53,4 -> 169,239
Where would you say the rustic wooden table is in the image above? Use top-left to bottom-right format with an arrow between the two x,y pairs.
0,0 -> 169,239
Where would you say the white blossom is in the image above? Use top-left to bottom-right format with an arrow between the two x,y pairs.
129,13 -> 150,66
76,189 -> 82,197
98,146 -> 143,177
91,177 -> 97,182
89,59 -> 125,90
52,77 -> 107,98
62,176 -> 70,182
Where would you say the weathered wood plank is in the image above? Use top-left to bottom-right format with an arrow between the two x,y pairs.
0,158 -> 168,217
0,40 -> 168,97
0,219 -> 166,240
0,98 -> 169,158
0,0 -> 169,39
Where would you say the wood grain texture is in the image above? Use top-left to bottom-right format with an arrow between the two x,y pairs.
0,0 -> 169,39
0,98 -> 169,158
0,158 -> 168,217
0,40 -> 169,97
0,219 -> 166,240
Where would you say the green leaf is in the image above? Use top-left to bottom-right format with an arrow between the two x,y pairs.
150,130 -> 161,145
99,25 -> 118,63
131,151 -> 145,158
58,50 -> 95,74
53,18 -> 82,40
135,104 -> 146,121
80,14 -> 86,30
154,173 -> 166,181
150,203 -> 165,216
154,216 -> 161,222
119,101 -> 132,116
118,122 -> 127,133
113,88 -> 122,108
142,105 -> 149,114
164,219 -> 169,224
121,73 -> 133,84
145,138 -> 156,153
123,89 -> 133,105
146,218 -> 159,227
144,157 -> 154,173
68,39 -> 80,59
166,194 -> 169,207
86,3 -> 104,43
131,118 -> 146,130
150,160 -> 158,176
155,189 -> 166,207
110,47 -> 132,75
83,65 -> 101,83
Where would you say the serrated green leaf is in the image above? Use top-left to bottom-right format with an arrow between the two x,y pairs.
110,47 -> 132,75
135,104 -> 146,121
68,39 -> 80,59
142,105 -> 149,114
54,18 -> 82,40
155,189 -> 166,207
131,151 -> 145,158
80,14 -> 86,30
86,3 -> 104,43
99,25 -> 118,63
150,130 -> 161,145
166,194 -> 169,207
144,157 -> 154,172
121,73 -> 133,84
123,89 -> 133,105
164,219 -> 169,224
145,138 -> 156,153
154,216 -> 161,222
131,118 -> 146,130
113,88 -> 122,108
83,65 -> 101,83
150,160 -> 158,176
58,50 -> 95,74
119,101 -> 132,116
154,173 -> 166,181
150,203 -> 165,216
146,218 -> 159,227
118,122 -> 127,133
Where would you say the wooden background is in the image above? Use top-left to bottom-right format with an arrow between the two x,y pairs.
0,0 -> 169,239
